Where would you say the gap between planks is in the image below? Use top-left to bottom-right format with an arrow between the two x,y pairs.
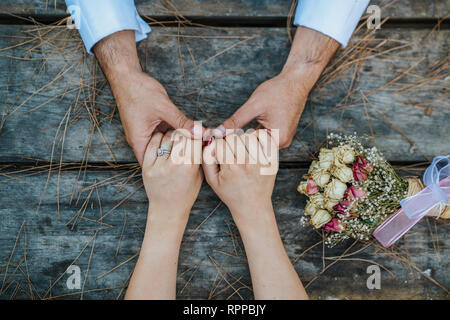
0,161 -> 431,172
0,14 -> 448,29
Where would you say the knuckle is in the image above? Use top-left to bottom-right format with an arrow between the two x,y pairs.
143,168 -> 154,179
229,115 -> 240,129
176,113 -> 188,129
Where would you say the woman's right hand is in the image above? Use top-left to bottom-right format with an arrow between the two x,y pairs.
203,130 -> 308,300
202,130 -> 279,232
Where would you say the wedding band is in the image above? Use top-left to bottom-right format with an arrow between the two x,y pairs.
157,144 -> 172,157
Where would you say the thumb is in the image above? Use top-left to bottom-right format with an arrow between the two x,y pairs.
162,104 -> 202,139
132,121 -> 161,166
215,102 -> 258,138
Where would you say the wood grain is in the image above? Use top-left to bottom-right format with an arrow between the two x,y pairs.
0,167 -> 447,299
0,0 -> 448,301
0,26 -> 448,164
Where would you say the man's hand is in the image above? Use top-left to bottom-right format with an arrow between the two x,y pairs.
219,72 -> 308,148
216,27 -> 339,149
93,30 -> 197,165
110,70 -> 196,165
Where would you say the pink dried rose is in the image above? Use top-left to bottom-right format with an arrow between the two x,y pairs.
352,156 -> 374,181
356,156 -> 374,173
322,218 -> 346,232
345,186 -> 367,200
352,163 -> 368,181
297,176 -> 319,195
333,200 -> 357,216
333,203 -> 345,215
306,176 -> 319,195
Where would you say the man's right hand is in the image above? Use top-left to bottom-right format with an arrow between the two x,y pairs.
112,70 -> 196,165
93,30 -> 196,165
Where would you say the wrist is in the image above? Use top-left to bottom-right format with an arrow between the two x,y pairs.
106,66 -> 144,94
280,26 -> 339,93
109,63 -> 143,82
230,201 -> 277,236
240,216 -> 282,249
147,203 -> 189,233
140,217 -> 184,259
235,204 -> 284,253
279,66 -> 314,100
280,55 -> 328,97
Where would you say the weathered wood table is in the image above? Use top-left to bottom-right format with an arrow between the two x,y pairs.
0,0 -> 448,300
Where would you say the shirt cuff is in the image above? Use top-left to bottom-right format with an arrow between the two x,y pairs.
294,0 -> 370,47
66,0 -> 151,55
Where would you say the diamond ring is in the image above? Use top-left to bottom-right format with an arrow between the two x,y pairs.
157,144 -> 172,157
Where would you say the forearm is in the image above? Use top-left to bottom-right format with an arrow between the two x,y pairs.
281,26 -> 339,94
93,30 -> 143,95
235,204 -> 308,300
125,206 -> 187,300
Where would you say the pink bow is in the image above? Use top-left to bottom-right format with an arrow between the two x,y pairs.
373,156 -> 450,248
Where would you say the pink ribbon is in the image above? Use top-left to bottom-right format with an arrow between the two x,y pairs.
373,156 -> 450,248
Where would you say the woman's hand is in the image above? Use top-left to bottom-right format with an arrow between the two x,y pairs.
142,130 -> 203,227
202,129 -> 307,300
126,130 -> 203,300
202,129 -> 278,233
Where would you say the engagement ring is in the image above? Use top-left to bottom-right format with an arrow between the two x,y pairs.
157,144 -> 172,157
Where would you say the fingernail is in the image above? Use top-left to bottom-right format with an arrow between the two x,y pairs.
204,136 -> 213,147
217,125 -> 226,134
213,125 -> 226,138
192,125 -> 202,138
202,131 -> 211,142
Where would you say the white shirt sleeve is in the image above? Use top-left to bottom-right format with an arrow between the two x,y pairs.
294,0 -> 370,47
65,0 -> 151,55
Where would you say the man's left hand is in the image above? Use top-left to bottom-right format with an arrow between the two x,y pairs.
217,71 -> 308,148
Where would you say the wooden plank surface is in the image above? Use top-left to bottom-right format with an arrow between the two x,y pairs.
0,0 -> 449,302
0,167 -> 448,299
0,0 -> 449,19
0,26 -> 448,164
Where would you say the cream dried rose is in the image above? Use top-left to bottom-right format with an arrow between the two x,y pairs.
310,168 -> 331,187
308,160 -> 320,174
311,209 -> 332,229
324,178 -> 347,200
309,193 -> 325,208
318,148 -> 334,170
324,197 -> 340,211
297,181 -> 307,195
331,165 -> 353,183
332,145 -> 355,165
304,201 -> 318,216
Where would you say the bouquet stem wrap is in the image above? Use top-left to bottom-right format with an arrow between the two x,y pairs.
373,156 -> 450,248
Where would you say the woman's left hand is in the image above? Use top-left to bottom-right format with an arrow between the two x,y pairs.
142,130 -> 203,227
126,130 -> 203,300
